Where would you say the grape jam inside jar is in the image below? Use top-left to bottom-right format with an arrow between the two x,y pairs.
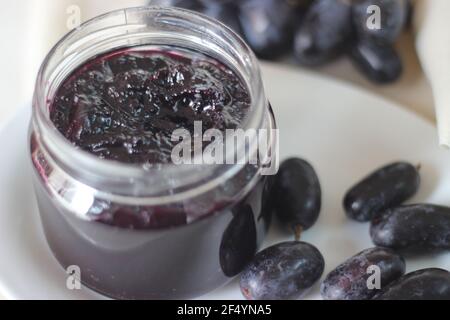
30,7 -> 276,299
50,47 -> 251,166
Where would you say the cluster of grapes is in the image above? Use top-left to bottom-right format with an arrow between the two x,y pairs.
239,159 -> 450,300
152,0 -> 411,84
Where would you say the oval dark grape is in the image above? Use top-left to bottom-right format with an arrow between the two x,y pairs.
238,0 -> 296,59
321,247 -> 405,300
273,158 -> 321,238
201,2 -> 243,35
294,0 -> 353,66
349,40 -> 403,84
240,241 -> 325,300
352,0 -> 408,44
287,0 -> 314,11
219,205 -> 257,277
151,0 -> 205,11
373,268 -> 450,300
370,204 -> 450,250
344,162 -> 419,222
151,0 -> 242,35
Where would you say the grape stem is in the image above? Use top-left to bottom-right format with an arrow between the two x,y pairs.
293,224 -> 303,241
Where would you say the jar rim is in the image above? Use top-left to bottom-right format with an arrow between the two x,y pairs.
32,6 -> 272,198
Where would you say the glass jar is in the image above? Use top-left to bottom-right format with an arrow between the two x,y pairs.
30,6 -> 276,299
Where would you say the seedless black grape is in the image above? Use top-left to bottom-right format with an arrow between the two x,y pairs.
370,204 -> 450,250
273,158 -> 321,239
321,247 -> 405,300
344,162 -> 420,222
240,241 -> 324,300
373,268 -> 450,300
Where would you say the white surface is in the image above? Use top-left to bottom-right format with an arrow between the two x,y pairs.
0,63 -> 449,300
414,0 -> 450,147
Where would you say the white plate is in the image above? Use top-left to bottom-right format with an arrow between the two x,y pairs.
0,62 -> 449,300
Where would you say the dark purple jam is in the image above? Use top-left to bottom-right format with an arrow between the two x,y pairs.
33,46 -> 272,299
50,47 -> 251,164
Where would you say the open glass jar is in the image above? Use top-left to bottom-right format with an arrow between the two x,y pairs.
30,6 -> 276,299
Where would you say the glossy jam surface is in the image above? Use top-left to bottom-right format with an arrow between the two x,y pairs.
50,47 -> 251,164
